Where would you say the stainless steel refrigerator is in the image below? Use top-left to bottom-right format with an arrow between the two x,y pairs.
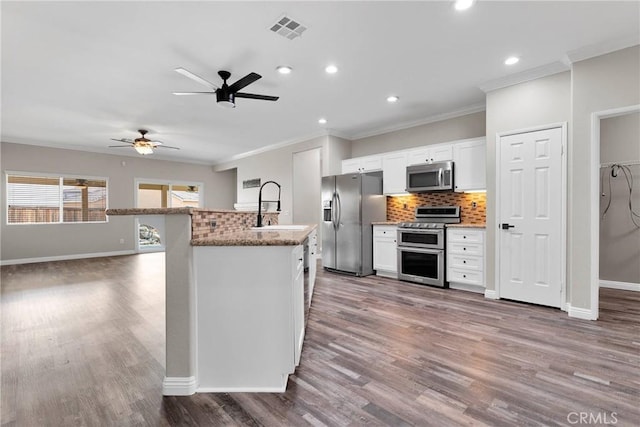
321,173 -> 386,276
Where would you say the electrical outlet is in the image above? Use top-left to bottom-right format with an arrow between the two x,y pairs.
471,201 -> 477,209
403,203 -> 408,210
210,220 -> 217,230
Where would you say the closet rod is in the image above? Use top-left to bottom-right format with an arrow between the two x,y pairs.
600,160 -> 640,168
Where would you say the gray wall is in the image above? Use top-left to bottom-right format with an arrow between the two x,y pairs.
571,46 -> 640,309
214,135 -> 351,225
485,71 -> 572,297
1,142 -> 235,262
599,112 -> 640,284
350,111 -> 486,157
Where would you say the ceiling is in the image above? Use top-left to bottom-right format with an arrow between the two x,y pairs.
2,1 -> 639,165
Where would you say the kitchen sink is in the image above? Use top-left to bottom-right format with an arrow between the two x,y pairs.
250,225 -> 308,231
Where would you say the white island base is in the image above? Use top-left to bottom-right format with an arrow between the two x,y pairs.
194,243 -> 309,392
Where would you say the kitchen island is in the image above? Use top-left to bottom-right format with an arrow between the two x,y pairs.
106,208 -> 317,395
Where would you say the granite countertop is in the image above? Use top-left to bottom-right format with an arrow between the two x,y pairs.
191,224 -> 318,247
446,223 -> 486,228
106,207 -> 194,215
372,221 -> 402,226
106,207 -> 265,216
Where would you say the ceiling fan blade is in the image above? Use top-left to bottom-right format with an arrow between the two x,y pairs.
235,92 -> 279,101
175,67 -> 218,90
155,145 -> 180,150
108,145 -> 134,148
173,91 -> 215,96
111,138 -> 133,143
229,72 -> 261,93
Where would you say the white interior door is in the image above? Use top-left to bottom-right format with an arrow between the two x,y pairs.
498,127 -> 564,308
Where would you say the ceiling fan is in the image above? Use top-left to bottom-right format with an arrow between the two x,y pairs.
173,68 -> 279,108
109,129 -> 179,155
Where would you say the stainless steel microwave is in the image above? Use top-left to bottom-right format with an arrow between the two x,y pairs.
406,161 -> 454,192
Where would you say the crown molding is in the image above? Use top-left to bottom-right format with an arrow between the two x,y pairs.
478,61 -> 570,93
347,103 -> 486,141
213,130 -> 331,166
564,34 -> 640,64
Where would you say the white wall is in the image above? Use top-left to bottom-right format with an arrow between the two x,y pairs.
350,111 -> 486,157
571,46 -> 640,309
485,72 -> 572,296
1,142 -> 235,262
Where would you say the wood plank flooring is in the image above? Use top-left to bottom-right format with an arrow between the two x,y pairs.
2,253 -> 639,426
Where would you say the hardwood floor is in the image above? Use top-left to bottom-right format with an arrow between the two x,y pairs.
2,254 -> 638,426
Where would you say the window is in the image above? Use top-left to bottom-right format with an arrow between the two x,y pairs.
7,174 -> 107,224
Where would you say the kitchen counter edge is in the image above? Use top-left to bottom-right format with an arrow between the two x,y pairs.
191,224 -> 318,247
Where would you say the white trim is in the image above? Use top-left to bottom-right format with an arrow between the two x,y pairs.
449,282 -> 484,294
494,123 -> 568,309
375,270 -> 398,279
565,36 -> 640,64
484,289 -> 499,300
478,61 -> 569,93
0,250 -> 135,266
590,105 -> 640,320
600,280 -> 640,292
567,304 -> 597,321
214,131 -> 331,164
162,376 -> 197,396
348,103 -> 486,140
196,385 -> 287,393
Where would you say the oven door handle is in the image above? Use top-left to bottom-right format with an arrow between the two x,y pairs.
397,246 -> 443,254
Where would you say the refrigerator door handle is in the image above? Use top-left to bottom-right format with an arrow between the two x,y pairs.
335,191 -> 342,228
331,193 -> 338,230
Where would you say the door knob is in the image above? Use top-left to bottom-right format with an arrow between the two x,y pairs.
501,223 -> 515,230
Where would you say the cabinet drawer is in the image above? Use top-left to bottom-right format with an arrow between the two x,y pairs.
447,242 -> 483,256
447,229 -> 484,243
374,226 -> 397,237
448,269 -> 483,286
448,254 -> 483,271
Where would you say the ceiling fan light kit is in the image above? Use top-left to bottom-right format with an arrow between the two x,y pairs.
174,68 -> 279,108
109,129 -> 179,155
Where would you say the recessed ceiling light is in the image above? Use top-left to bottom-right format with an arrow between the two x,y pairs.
505,56 -> 520,65
325,65 -> 338,74
276,65 -> 292,74
387,95 -> 399,103
454,0 -> 475,11
318,118 -> 327,124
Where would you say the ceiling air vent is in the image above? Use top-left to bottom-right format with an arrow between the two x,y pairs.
269,15 -> 307,40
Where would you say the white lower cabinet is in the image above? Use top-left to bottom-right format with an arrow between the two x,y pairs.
446,228 -> 485,292
373,225 -> 397,278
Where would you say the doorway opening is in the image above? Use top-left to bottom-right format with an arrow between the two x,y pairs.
591,104 -> 640,319
134,179 -> 203,252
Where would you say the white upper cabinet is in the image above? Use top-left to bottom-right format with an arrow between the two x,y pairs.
453,138 -> 486,192
407,144 -> 453,166
382,152 -> 409,195
341,155 -> 382,174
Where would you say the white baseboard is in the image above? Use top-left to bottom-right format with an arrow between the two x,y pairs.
0,250 -> 136,266
197,385 -> 287,393
449,282 -> 484,294
567,304 -> 598,321
600,280 -> 640,292
484,289 -> 499,299
162,376 -> 197,396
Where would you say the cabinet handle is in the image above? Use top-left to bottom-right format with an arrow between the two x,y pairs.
463,236 -> 467,239
463,247 -> 466,250
299,258 -> 303,261
463,260 -> 466,264
463,274 -> 467,278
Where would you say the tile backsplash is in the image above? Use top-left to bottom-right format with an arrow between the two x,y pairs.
387,192 -> 486,224
191,210 -> 279,239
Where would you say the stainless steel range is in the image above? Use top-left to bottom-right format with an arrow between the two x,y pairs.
397,206 -> 460,287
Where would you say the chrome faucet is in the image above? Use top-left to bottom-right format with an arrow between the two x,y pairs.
256,180 -> 281,227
